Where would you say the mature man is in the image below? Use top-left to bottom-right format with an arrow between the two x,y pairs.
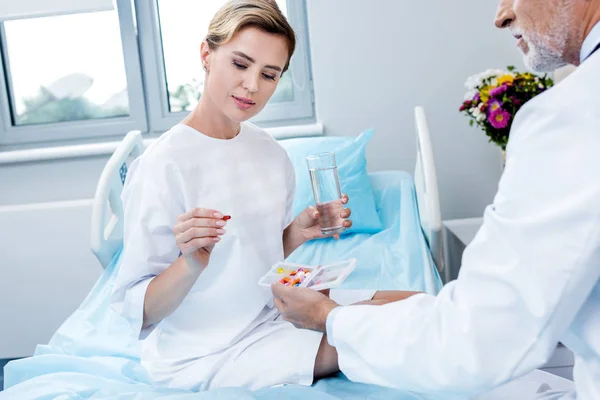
272,0 -> 600,398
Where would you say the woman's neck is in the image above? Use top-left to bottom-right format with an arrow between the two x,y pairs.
182,95 -> 241,140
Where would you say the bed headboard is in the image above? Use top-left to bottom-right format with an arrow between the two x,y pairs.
413,106 -> 444,274
91,130 -> 144,269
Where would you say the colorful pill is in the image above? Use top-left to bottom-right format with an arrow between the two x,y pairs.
222,215 -> 231,221
277,267 -> 284,274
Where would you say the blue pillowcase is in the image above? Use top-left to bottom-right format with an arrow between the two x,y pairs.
279,129 -> 383,234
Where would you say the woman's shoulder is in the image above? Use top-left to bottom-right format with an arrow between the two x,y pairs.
140,124 -> 199,165
242,122 -> 289,157
129,125 -> 192,181
242,121 -> 271,139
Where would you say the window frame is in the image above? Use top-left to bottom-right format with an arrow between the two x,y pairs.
0,0 -> 148,146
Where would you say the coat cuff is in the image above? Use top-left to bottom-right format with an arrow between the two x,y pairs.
325,306 -> 343,346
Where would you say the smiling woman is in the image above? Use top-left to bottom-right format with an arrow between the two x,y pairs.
109,0 -> 356,392
187,26 -> 290,131
155,0 -> 300,118
180,0 -> 295,138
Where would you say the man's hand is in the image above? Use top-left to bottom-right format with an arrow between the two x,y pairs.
271,283 -> 340,332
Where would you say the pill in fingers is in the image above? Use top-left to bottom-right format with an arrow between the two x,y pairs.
222,215 -> 231,221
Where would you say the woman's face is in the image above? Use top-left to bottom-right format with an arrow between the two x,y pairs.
201,26 -> 290,122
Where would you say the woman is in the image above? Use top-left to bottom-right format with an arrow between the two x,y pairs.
112,0 -> 416,391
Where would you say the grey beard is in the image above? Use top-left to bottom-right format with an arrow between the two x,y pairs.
522,1 -> 576,72
524,41 -> 568,72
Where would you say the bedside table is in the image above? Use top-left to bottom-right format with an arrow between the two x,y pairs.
442,217 -> 574,380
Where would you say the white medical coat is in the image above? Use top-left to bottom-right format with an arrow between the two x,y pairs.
326,33 -> 600,400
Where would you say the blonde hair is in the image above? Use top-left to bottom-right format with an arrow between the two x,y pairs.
206,0 -> 296,73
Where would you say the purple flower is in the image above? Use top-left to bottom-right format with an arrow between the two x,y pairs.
489,84 -> 508,97
472,93 -> 480,102
489,109 -> 511,129
487,99 -> 503,116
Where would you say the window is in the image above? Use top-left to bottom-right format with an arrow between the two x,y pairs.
0,0 -> 147,145
4,12 -> 129,125
0,0 -> 314,147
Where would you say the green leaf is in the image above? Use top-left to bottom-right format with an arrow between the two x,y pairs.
469,120 -> 474,126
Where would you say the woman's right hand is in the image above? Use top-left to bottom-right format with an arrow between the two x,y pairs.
173,208 -> 227,270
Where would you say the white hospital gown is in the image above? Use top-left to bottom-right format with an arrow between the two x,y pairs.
111,122 -> 326,390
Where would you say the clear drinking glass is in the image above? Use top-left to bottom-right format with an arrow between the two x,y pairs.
306,152 -> 346,236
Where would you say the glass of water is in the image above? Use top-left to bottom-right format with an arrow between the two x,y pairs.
306,152 -> 346,236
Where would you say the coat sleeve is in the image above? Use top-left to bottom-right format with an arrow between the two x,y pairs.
110,156 -> 185,339
326,111 -> 600,397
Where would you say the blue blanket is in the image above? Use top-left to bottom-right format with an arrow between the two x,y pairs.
2,171 -> 442,400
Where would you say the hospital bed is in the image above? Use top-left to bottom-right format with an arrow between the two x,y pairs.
1,107 -> 444,400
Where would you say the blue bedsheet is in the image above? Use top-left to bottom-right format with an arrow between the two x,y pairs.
2,171 -> 443,400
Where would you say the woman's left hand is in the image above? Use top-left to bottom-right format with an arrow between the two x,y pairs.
294,194 -> 352,241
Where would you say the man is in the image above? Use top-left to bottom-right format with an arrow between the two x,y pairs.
272,0 -> 600,398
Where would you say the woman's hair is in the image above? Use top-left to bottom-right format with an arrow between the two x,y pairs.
206,0 -> 296,73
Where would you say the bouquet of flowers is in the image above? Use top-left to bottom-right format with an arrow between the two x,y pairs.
459,66 -> 553,151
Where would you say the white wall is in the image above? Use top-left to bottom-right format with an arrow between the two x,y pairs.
0,200 -> 100,358
306,0 -> 526,219
0,156 -> 108,205
0,157 -> 109,358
